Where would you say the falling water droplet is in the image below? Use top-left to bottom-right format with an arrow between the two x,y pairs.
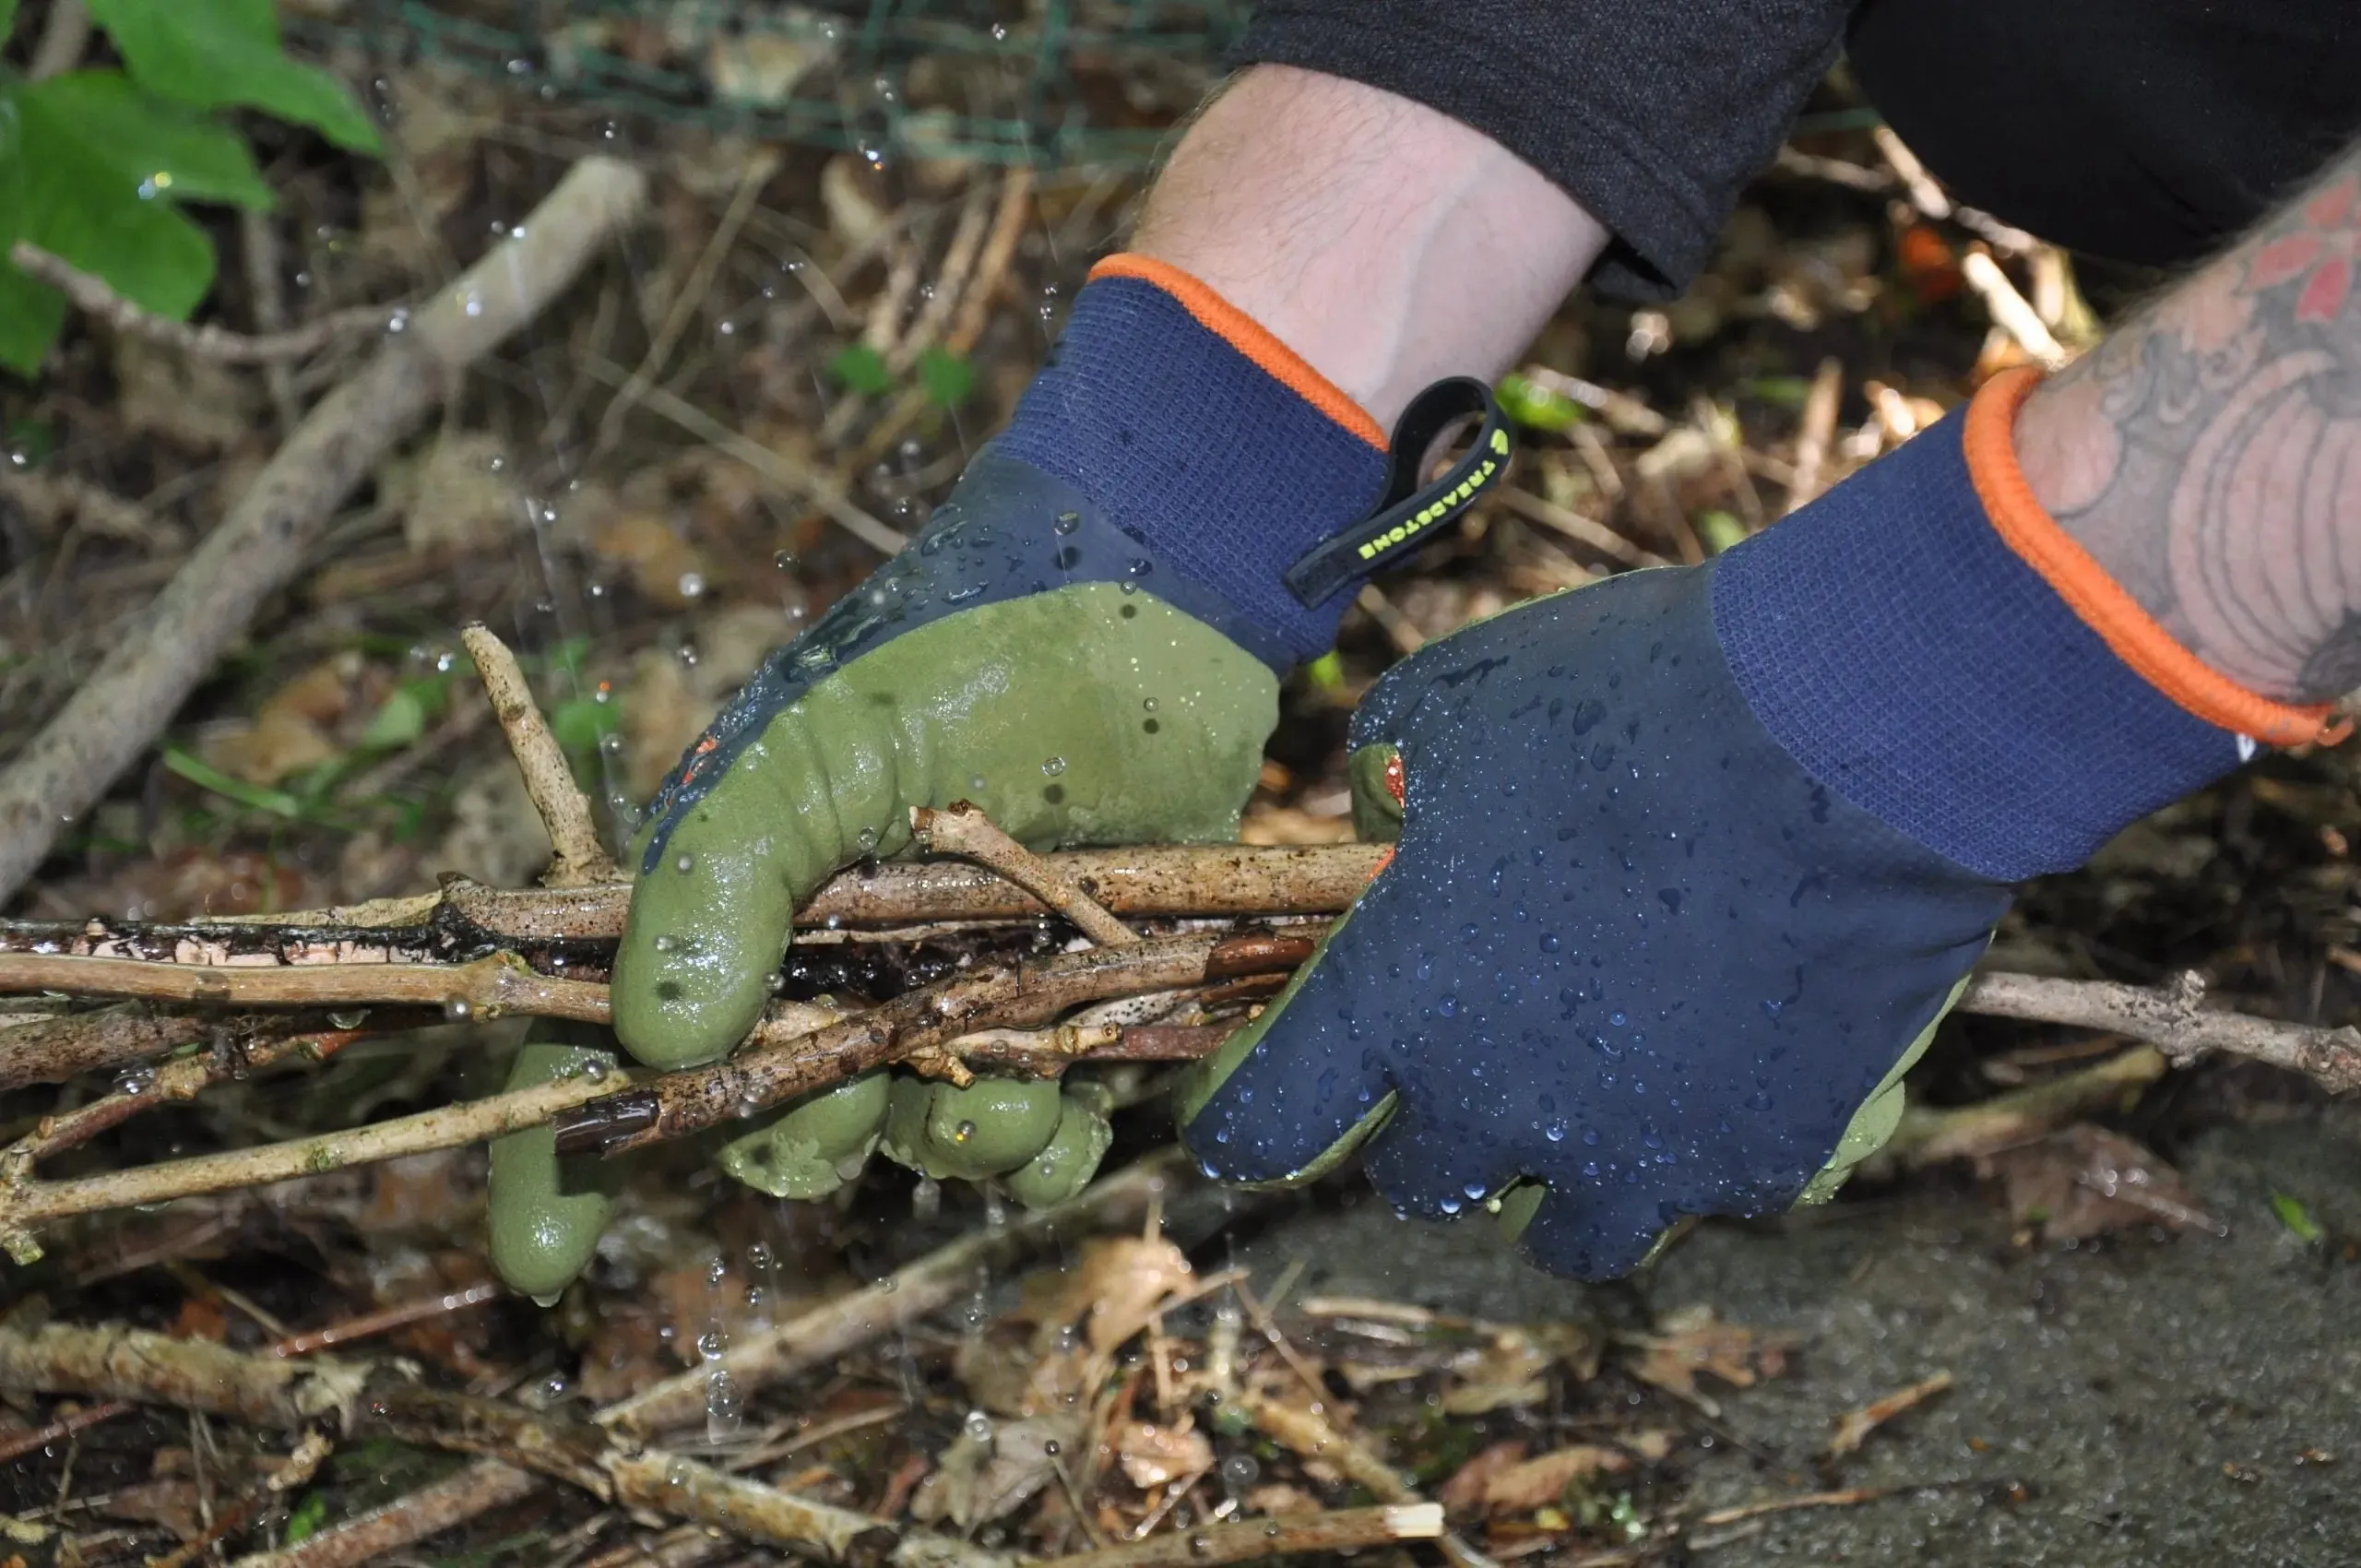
443,997 -> 473,1022
1041,756 -> 1067,777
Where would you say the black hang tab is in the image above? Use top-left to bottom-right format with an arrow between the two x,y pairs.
1282,375 -> 1516,610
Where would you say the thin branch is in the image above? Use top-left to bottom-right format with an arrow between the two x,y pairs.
8,242 -> 403,365
227,1459 -> 537,1568
242,1156 -> 1190,1565
1238,1391 -> 1486,1568
0,157 -> 651,903
0,1062 -> 634,1256
1960,250 -> 2071,372
583,358 -> 907,557
1960,969 -> 2361,1093
27,0 -> 91,79
605,1148 -> 1185,1436
1785,357 -> 1844,513
1031,1505 -> 1444,1568
1872,125 -> 1952,219
1871,1046 -> 2169,1172
550,930 -> 1311,1159
459,624 -> 617,887
911,802 -> 1135,946
13,1024 -> 382,1169
0,844 -> 1389,957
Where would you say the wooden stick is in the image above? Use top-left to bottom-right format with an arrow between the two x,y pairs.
227,1459 -> 537,1568
1961,250 -> 2071,372
605,1149 -> 1186,1437
550,930 -> 1311,1158
0,844 -> 1387,957
0,157 -> 651,903
7,242 -> 400,365
459,624 -> 617,888
0,1320 -> 1009,1568
1785,357 -> 1844,513
1031,1505 -> 1444,1568
911,802 -> 1136,946
1960,969 -> 2361,1092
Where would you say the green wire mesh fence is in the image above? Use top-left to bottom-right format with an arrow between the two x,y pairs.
294,1 -> 1246,165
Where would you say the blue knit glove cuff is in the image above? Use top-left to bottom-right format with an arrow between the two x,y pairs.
1711,379 -> 2244,882
995,256 -> 1389,663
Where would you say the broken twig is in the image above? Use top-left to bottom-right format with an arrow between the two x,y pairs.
912,802 -> 1136,946
459,624 -> 618,887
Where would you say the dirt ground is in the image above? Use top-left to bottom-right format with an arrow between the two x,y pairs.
1225,1107 -> 2361,1567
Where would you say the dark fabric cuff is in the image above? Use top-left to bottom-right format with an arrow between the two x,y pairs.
1233,0 -> 1850,301
996,271 -> 1388,662
1710,405 -> 2242,882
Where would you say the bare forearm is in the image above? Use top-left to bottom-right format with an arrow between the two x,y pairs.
1133,65 -> 1608,427
2017,138 -> 2361,704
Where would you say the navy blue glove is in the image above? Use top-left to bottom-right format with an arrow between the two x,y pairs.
1180,369 -> 2313,1277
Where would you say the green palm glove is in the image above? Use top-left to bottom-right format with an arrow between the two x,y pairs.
486,450 -> 1285,1297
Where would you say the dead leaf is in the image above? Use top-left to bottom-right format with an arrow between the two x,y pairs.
1619,1428 -> 1679,1462
1015,1234 -> 1195,1356
708,25 -> 835,105
113,336 -> 258,451
909,1413 -> 1081,1528
1438,1439 -> 1528,1514
1827,1371 -> 1953,1456
822,154 -> 891,247
1981,1124 -> 2216,1241
587,510 -> 716,611
1117,1419 -> 1213,1489
1240,804 -> 1355,845
1629,1305 -> 1792,1416
1440,1328 -> 1552,1414
1481,1446 -> 1631,1511
402,432 -> 519,554
1242,1482 -> 1323,1517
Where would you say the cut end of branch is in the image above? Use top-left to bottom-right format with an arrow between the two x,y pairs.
459,624 -> 620,890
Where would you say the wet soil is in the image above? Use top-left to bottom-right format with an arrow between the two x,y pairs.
1226,1106 -> 2361,1567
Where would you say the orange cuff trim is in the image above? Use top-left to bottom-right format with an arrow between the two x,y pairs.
1964,365 -> 2343,749
1088,254 -> 1388,452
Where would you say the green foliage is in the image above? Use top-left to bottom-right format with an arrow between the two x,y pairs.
0,0 -> 380,375
280,1491 -> 329,1546
86,0 -> 382,151
1497,371 -> 1589,434
162,744 -> 303,819
2271,1191 -> 2326,1244
828,341 -> 892,395
916,344 -> 973,408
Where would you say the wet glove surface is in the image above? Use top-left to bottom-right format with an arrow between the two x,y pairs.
1183,370 -> 2306,1279
486,256 -> 1389,1296
1180,564 -> 2013,1277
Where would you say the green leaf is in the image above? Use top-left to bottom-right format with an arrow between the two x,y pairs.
2271,1191 -> 2326,1244
281,1491 -> 329,1546
0,94 -> 65,375
828,341 -> 891,395
0,2 -> 20,43
84,0 -> 382,152
548,694 -> 620,755
1696,508 -> 1748,556
163,745 -> 302,818
1497,371 -> 1588,434
18,71 -> 273,208
1740,374 -> 1813,410
359,687 -> 428,751
917,344 -> 974,409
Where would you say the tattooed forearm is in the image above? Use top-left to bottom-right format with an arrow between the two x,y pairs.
2016,138 -> 2361,703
